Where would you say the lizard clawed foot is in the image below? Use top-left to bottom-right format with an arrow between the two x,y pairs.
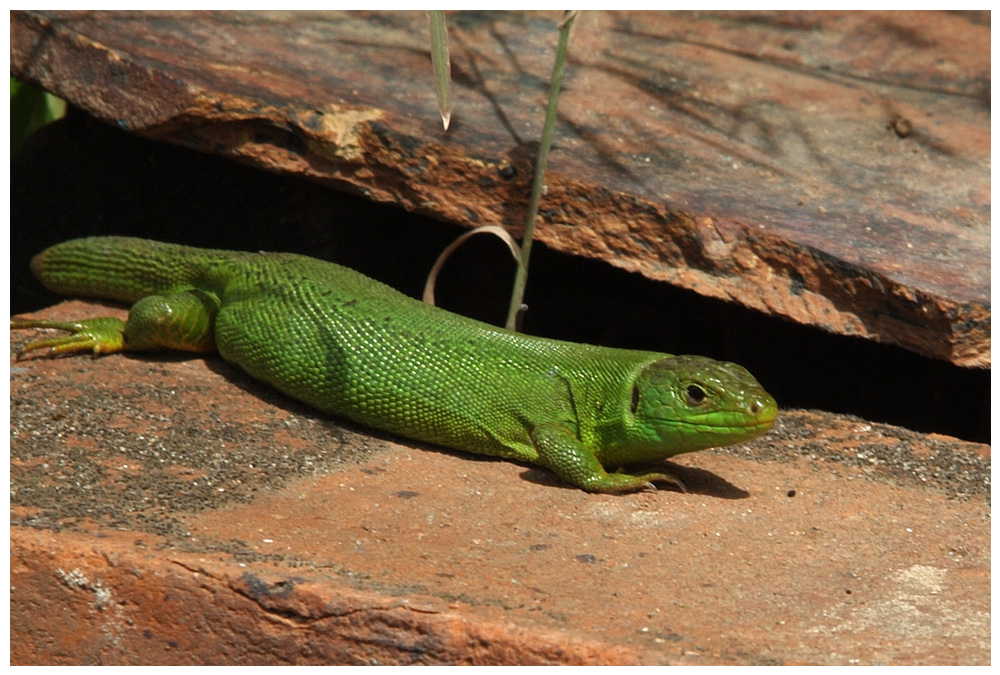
581,466 -> 686,494
10,318 -> 127,357
640,474 -> 687,493
613,465 -> 686,493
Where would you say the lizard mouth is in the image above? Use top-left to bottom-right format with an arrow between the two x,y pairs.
676,406 -> 778,438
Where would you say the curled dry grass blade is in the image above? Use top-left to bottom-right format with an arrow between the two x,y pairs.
422,226 -> 522,306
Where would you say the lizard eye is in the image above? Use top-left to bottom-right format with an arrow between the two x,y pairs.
685,384 -> 707,406
630,385 -> 639,415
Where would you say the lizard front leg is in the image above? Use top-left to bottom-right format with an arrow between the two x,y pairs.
531,422 -> 685,493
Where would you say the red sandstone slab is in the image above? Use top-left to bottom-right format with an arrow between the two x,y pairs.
9,10 -> 990,366
10,301 -> 990,664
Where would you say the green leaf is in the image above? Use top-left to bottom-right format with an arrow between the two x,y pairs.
11,77 -> 66,155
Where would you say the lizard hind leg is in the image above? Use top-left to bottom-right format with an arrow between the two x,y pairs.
123,289 -> 220,352
11,289 -> 219,357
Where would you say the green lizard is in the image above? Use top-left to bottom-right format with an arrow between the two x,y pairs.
11,237 -> 778,493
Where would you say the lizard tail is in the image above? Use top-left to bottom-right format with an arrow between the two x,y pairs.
30,236 -> 224,303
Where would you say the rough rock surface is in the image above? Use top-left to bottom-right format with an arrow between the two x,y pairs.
10,303 -> 991,665
10,10 -> 990,366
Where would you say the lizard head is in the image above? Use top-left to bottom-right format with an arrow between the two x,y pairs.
628,355 -> 778,456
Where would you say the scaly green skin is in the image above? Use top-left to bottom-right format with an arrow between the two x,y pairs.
11,237 -> 778,493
